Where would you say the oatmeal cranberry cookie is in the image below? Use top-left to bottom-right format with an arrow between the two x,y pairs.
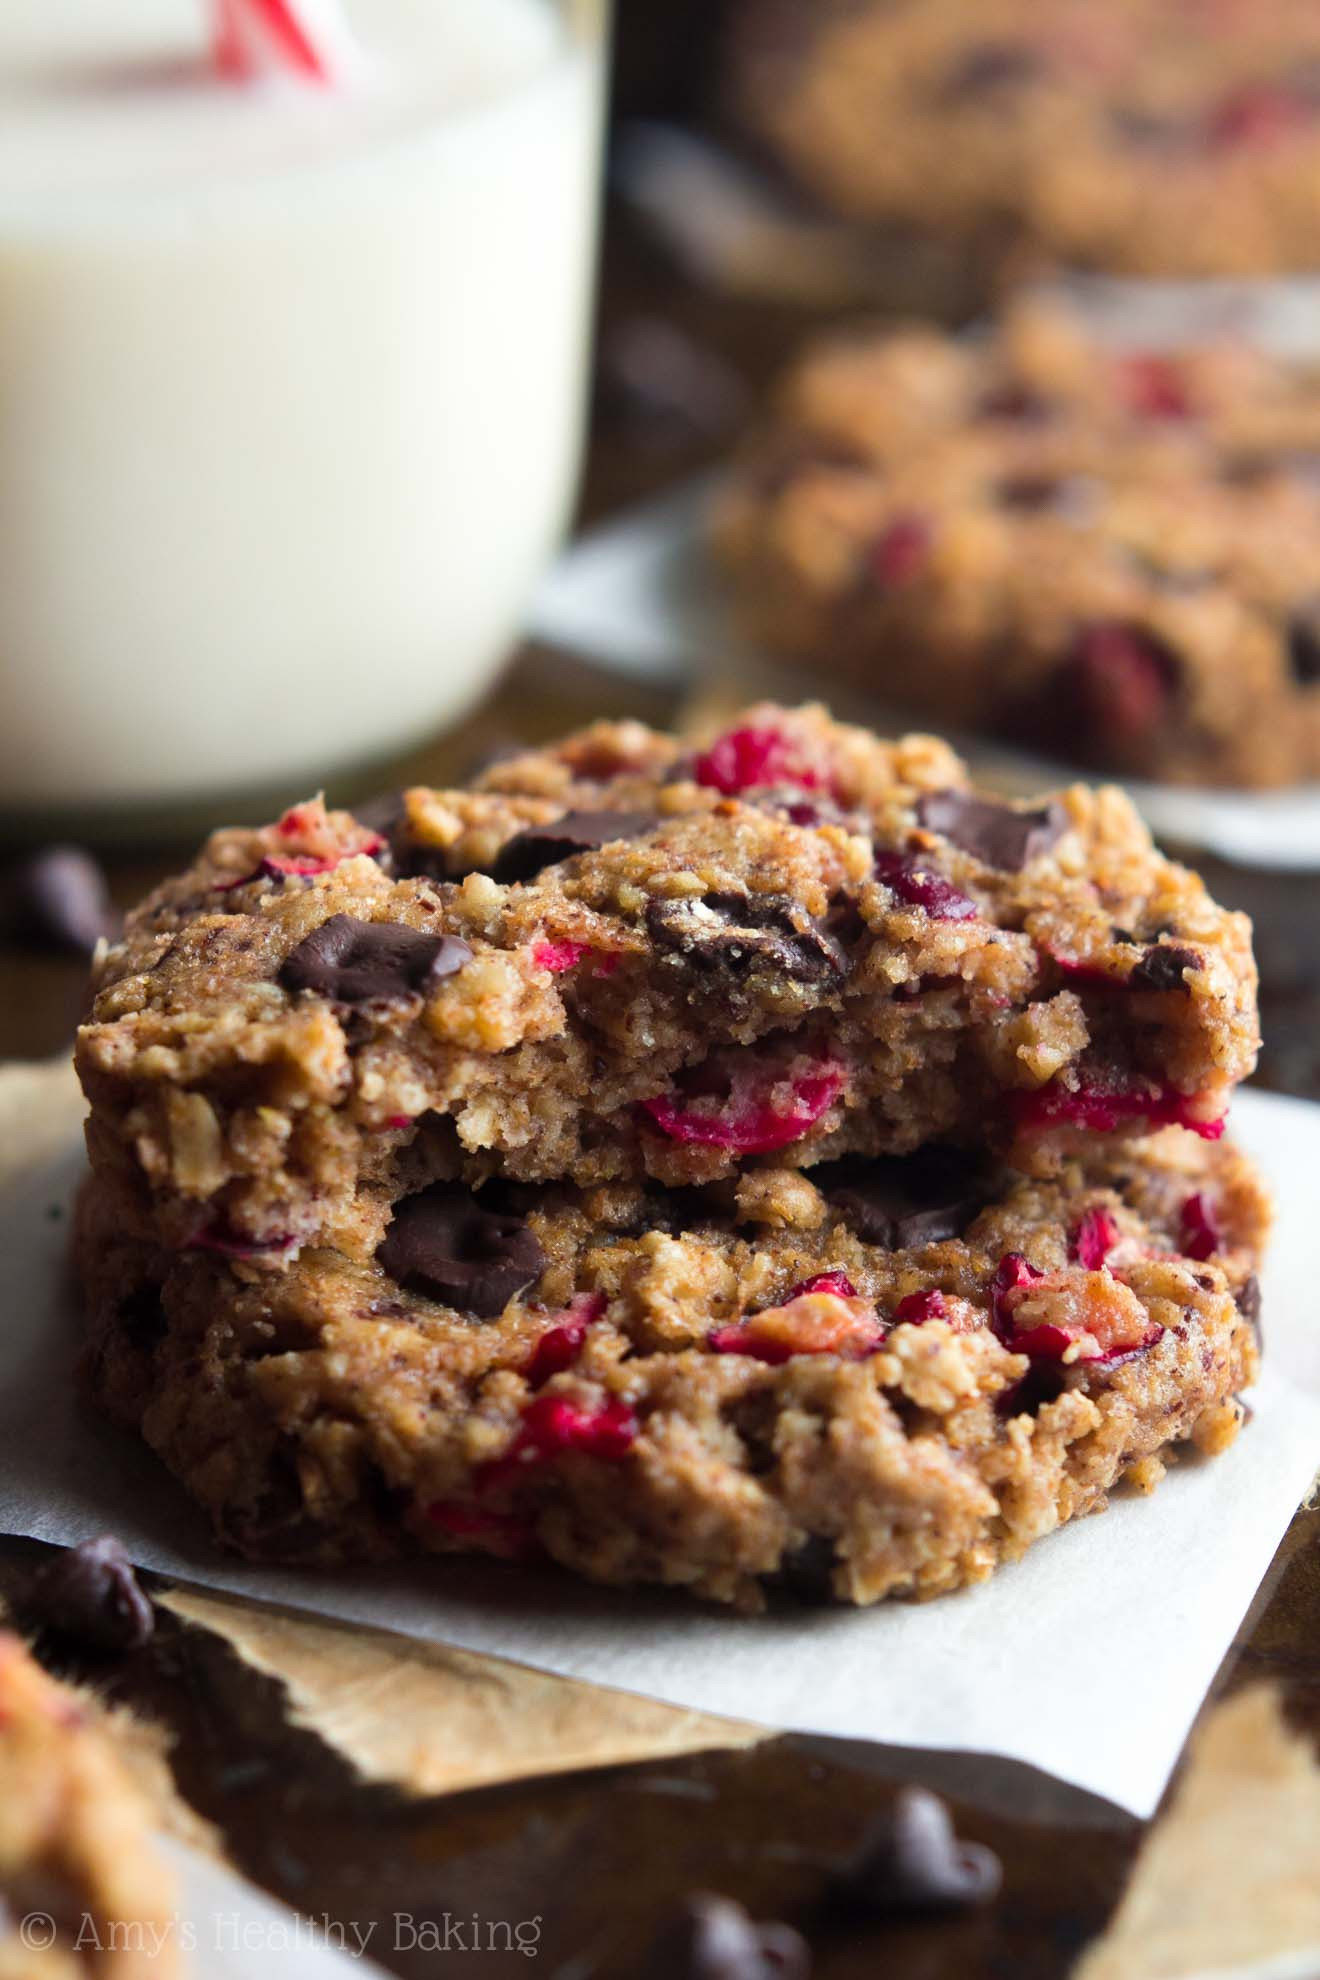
715,309 -> 1320,787
0,1636 -> 179,1979
74,706 -> 1258,1258
78,1132 -> 1266,1610
728,0 -> 1320,278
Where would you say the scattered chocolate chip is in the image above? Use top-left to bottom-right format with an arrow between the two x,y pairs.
25,1536 -> 153,1654
1237,1272 -> 1262,1344
830,1787 -> 1002,1917
1129,944 -> 1200,993
0,846 -> 119,956
640,1893 -> 810,1980
763,1535 -> 841,1608
815,1149 -> 990,1249
280,915 -> 472,1004
916,790 -> 1066,870
377,1183 -> 546,1317
1287,608 -> 1320,685
491,810 -> 657,885
647,892 -> 847,984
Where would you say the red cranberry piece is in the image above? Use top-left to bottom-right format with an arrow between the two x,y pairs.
692,724 -> 828,797
1088,1324 -> 1164,1368
1013,1076 -> 1225,1141
1180,1192 -> 1222,1262
640,1048 -> 845,1155
384,1113 -> 414,1131
187,1221 -> 296,1259
1207,85 -> 1312,150
1070,622 -> 1179,738
892,1289 -> 949,1324
788,1270 -> 857,1300
479,1395 -> 638,1493
870,513 -> 933,587
874,851 -> 978,922
990,1252 -> 1044,1340
532,938 -> 590,973
1070,1207 -> 1120,1270
523,1293 -> 607,1388
1117,354 -> 1193,420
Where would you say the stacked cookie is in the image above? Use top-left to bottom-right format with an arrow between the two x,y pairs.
75,705 -> 1266,1608
728,0 -> 1320,279
716,304 -> 1320,788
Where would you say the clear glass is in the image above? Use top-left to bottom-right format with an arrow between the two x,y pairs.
0,0 -> 609,835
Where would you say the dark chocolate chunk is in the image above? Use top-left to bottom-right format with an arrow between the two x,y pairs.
640,1893 -> 810,1980
26,1536 -> 153,1654
1287,607 -> 1320,686
815,1149 -> 990,1250
1129,944 -> 1201,994
280,915 -> 471,1004
1,846 -> 119,956
977,380 -> 1055,424
830,1787 -> 1002,1917
763,1534 -> 841,1608
1237,1272 -> 1262,1344
915,789 -> 1067,870
647,891 -> 846,984
377,1183 -> 545,1317
491,810 -> 656,885
942,41 -> 1041,99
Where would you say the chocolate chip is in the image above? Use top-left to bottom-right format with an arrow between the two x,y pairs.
830,1787 -> 1002,1917
1238,1272 -> 1262,1344
0,846 -> 118,956
377,1183 -> 545,1317
977,381 -> 1055,423
763,1535 -> 841,1608
640,1894 -> 810,1980
942,41 -> 1041,99
647,892 -> 847,984
25,1537 -> 153,1654
280,915 -> 471,1004
815,1149 -> 990,1250
1129,944 -> 1200,993
491,810 -> 657,885
1287,608 -> 1320,685
915,790 -> 1067,870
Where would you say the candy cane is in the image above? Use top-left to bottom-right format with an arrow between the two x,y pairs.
210,0 -> 358,85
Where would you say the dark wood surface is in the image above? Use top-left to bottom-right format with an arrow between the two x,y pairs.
4,116 -> 1320,1979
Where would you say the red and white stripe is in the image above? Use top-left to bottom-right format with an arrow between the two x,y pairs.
211,0 -> 357,85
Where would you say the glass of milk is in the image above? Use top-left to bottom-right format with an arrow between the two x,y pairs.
0,0 -> 608,829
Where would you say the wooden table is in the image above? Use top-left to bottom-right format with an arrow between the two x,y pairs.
3,193 -> 1319,1980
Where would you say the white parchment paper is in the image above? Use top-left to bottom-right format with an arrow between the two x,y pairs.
529,481 -> 1320,872
160,1844 -> 385,1980
1,1086 -> 1317,1818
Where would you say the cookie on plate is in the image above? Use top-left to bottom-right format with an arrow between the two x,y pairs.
715,310 -> 1320,787
75,704 -> 1258,1260
728,0 -> 1320,278
0,1635 -> 179,1979
79,1129 -> 1266,1611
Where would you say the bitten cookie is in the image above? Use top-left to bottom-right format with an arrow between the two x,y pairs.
715,309 -> 1320,787
728,0 -> 1320,278
75,704 -> 1258,1260
79,1130 -> 1266,1611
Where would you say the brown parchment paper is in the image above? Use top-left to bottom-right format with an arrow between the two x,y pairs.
1076,1685 -> 1320,1980
160,1586 -> 763,1797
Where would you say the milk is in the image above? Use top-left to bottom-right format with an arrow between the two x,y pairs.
0,0 -> 606,817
